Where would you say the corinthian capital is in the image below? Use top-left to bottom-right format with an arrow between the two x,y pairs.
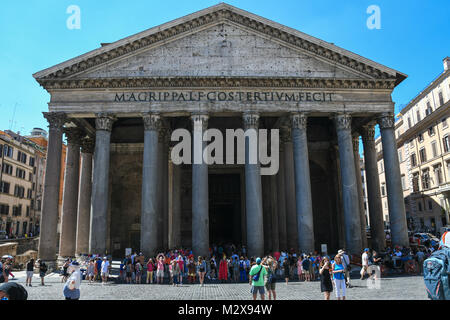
334,113 -> 352,131
43,112 -> 67,131
377,113 -> 395,129
142,113 -> 161,131
291,113 -> 307,130
360,123 -> 376,142
63,127 -> 85,146
243,112 -> 259,130
95,113 -> 116,131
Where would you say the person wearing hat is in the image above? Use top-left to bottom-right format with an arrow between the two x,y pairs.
63,261 -> 81,300
0,282 -> 28,300
248,257 -> 268,300
360,248 -> 370,280
101,256 -> 110,285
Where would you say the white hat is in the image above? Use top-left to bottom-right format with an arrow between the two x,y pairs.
338,249 -> 345,255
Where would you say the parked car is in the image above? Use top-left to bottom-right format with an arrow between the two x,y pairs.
411,233 -> 439,244
0,230 -> 7,240
440,226 -> 450,235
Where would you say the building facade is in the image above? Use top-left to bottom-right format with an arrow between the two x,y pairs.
33,3 -> 409,263
376,57 -> 450,235
0,130 -> 42,237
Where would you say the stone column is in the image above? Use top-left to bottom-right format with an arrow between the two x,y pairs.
38,112 -> 66,264
291,113 -> 315,253
277,142 -> 288,250
335,114 -> 363,255
75,137 -> 94,256
361,124 -> 386,251
191,114 -> 209,258
270,174 -> 280,252
352,134 -> 368,249
262,176 -> 273,252
281,126 -> 298,251
378,113 -> 409,247
169,147 -> 181,249
59,128 -> 84,258
141,113 -> 160,257
89,113 -> 115,255
243,112 -> 264,257
162,131 -> 169,250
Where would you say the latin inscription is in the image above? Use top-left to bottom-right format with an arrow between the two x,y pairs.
114,91 -> 333,103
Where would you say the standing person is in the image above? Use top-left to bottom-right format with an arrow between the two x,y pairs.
249,257 -> 267,300
218,254 -> 228,283
360,248 -> 370,280
209,256 -> 217,280
172,259 -> 181,286
87,260 -> 95,284
283,257 -> 290,285
63,261 -> 82,300
416,248 -> 425,275
239,256 -> 247,283
146,258 -> 154,284
331,255 -> 346,300
135,259 -> 142,284
197,256 -> 207,286
297,255 -> 303,281
125,259 -> 133,284
339,249 -> 352,288
232,257 -> 240,283
187,258 -> 196,284
95,257 -> 102,282
2,259 -> 11,283
302,255 -> 311,282
263,257 -> 277,300
61,259 -> 70,283
156,254 -> 165,284
319,256 -> 333,300
25,258 -> 34,287
101,257 -> 110,285
37,259 -> 47,286
177,256 -> 184,285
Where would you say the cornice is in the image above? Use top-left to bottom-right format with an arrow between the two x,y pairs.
34,8 -> 400,85
38,77 -> 397,90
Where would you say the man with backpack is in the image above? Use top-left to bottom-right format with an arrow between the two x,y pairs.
423,231 -> 450,300
249,257 -> 268,300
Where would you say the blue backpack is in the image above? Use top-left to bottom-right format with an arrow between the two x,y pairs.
423,247 -> 450,300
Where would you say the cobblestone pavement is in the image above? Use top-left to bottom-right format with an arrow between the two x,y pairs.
7,264 -> 428,300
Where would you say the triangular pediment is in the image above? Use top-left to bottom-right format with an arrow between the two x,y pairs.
33,3 -> 406,86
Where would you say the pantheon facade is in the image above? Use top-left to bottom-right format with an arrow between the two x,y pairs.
33,3 -> 409,262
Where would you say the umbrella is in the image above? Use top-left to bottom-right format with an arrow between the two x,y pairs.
2,255 -> 13,259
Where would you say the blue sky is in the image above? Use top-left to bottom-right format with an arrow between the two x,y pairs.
0,0 -> 449,151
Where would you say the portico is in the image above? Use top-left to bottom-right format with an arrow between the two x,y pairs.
33,3 -> 408,263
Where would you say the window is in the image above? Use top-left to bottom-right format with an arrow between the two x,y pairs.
422,169 -> 430,189
428,200 -> 433,211
381,183 -> 386,196
418,133 -> 424,142
13,185 -> 25,198
419,148 -> 427,163
28,172 -> 32,181
0,181 -> 10,194
434,164 -> 443,185
0,204 -> 9,215
443,118 -> 448,129
398,150 -> 403,162
380,161 -> 384,172
438,91 -> 444,106
428,126 -> 435,136
431,141 -> 438,158
26,206 -> 30,217
27,188 -> 32,199
417,110 -> 422,122
1,163 -> 13,175
443,135 -> 450,153
408,117 -> 412,128
412,173 -> 420,192
29,157 -> 35,167
401,175 -> 407,190
3,145 -> 13,158
425,101 -> 433,115
15,168 -> 26,179
12,205 -> 22,217
411,153 -> 417,167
